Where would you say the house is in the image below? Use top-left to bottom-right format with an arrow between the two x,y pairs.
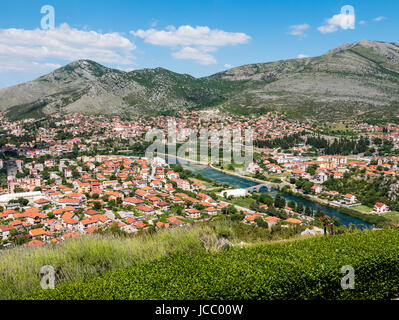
244,214 -> 260,224
311,185 -> 322,194
285,218 -> 302,225
246,162 -> 263,174
64,168 -> 73,178
265,216 -> 280,228
204,207 -> 217,216
24,240 -> 44,247
167,216 -> 185,227
136,205 -> 155,215
314,169 -> 329,183
373,202 -> 390,214
171,178 -> 191,191
343,194 -> 357,205
58,198 -> 83,208
79,218 -> 98,232
156,222 -> 170,229
191,182 -> 206,191
135,221 -> 147,229
123,197 -> 144,207
156,201 -> 170,211
150,180 -> 163,189
291,169 -> 305,177
186,208 -> 201,219
333,172 -> 343,179
0,225 -> 14,240
29,228 -> 51,241
167,171 -> 179,180
34,198 -> 52,208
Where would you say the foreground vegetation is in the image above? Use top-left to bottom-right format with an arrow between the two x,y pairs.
0,218 -> 305,300
2,224 -> 397,300
26,228 -> 399,300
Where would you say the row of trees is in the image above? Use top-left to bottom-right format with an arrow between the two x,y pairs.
306,136 -> 370,155
255,133 -> 305,150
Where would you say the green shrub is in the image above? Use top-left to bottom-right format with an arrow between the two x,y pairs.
28,229 -> 399,300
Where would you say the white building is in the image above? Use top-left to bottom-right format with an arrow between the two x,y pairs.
0,191 -> 43,206
220,189 -> 248,198
373,202 -> 390,214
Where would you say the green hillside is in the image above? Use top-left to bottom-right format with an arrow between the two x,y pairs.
7,226 -> 399,300
1,40 -> 399,121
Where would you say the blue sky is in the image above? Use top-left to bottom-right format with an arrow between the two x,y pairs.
0,0 -> 397,88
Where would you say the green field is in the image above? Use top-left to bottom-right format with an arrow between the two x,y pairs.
229,197 -> 257,209
351,205 -> 399,224
352,205 -> 373,213
382,211 -> 399,224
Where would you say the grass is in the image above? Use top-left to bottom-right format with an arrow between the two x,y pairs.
0,227 -> 203,300
228,197 -> 257,209
351,205 -> 399,225
0,219 -> 306,300
352,205 -> 373,213
382,211 -> 399,224
189,177 -> 212,187
28,228 -> 399,300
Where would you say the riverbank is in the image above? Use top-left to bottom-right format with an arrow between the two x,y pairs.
210,165 -> 385,226
162,155 -> 373,228
283,190 -> 388,228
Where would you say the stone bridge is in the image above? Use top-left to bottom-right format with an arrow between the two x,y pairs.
246,183 -> 285,193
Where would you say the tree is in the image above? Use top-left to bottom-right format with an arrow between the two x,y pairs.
274,194 -> 286,209
306,165 -> 317,176
288,200 -> 296,210
315,207 -> 324,218
302,181 -> 314,194
296,202 -> 304,214
222,204 -> 238,215
305,205 -> 313,216
259,193 -> 273,206
255,217 -> 269,229
93,202 -> 102,211
18,198 -> 29,206
266,205 -> 277,217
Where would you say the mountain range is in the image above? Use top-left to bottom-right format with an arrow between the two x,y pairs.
1,40 -> 399,121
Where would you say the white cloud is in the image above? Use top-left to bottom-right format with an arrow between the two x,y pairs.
358,20 -> 366,25
297,54 -> 309,59
373,16 -> 387,22
288,24 -> 310,37
131,25 -> 250,65
172,47 -> 217,65
224,64 -> 233,69
318,12 -> 356,34
131,25 -> 250,47
0,23 -> 136,73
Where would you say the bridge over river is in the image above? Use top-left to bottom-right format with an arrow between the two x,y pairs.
246,183 -> 286,193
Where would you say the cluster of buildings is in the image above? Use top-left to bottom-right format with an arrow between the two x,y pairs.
0,111 -> 310,159
0,152 -> 320,249
1,113 -> 398,248
250,152 -> 395,214
0,155 -> 224,247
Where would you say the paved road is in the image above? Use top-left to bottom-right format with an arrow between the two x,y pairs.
220,201 -> 255,214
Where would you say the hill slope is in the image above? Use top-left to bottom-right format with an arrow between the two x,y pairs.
1,40 -> 399,120
26,228 -> 399,300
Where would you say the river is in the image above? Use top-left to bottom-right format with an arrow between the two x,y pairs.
169,157 -> 372,229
